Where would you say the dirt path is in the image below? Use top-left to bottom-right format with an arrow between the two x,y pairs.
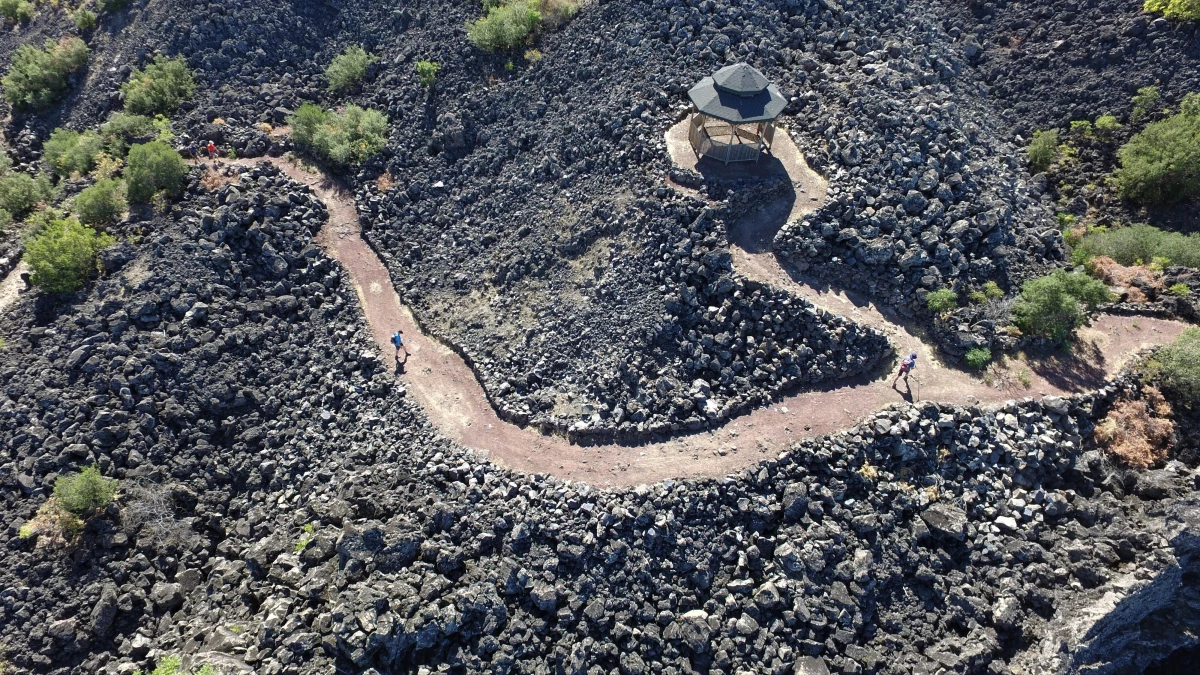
0,260 -> 26,317
207,155 -> 1187,488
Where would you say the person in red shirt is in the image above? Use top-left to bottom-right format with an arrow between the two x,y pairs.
206,140 -> 217,159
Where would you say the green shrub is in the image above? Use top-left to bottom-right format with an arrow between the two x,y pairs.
982,280 -> 1005,299
1013,270 -> 1113,342
54,465 -> 117,517
0,0 -> 34,23
125,140 -> 187,203
415,60 -> 439,87
1070,120 -> 1093,136
1027,129 -> 1059,173
1168,282 -> 1191,296
1115,93 -> 1200,205
1095,114 -> 1122,134
1150,327 -> 1200,408
468,0 -> 542,52
98,0 -> 130,11
926,288 -> 958,313
73,7 -> 97,31
25,218 -> 113,292
43,128 -> 104,176
968,290 -> 987,305
121,55 -> 195,116
2,37 -> 90,110
100,112 -> 155,157
74,178 -> 126,225
325,45 -> 376,93
965,347 -> 992,370
0,171 -> 52,218
1076,224 -> 1200,269
1131,85 -> 1161,124
1144,0 -> 1200,21
287,103 -> 388,166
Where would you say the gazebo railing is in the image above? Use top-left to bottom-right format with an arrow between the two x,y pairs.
689,114 -> 771,164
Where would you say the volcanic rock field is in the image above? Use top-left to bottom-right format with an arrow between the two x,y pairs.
2,0 -> 1200,674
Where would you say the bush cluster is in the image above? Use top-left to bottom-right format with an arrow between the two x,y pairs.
125,141 -> 187,203
1027,129 -> 1059,174
2,37 -> 90,110
0,0 -> 33,23
1013,270 -> 1112,342
73,7 -> 97,31
0,169 -> 51,219
55,465 -> 118,516
288,103 -> 388,166
25,218 -> 114,292
1115,93 -> 1200,205
1131,85 -> 1161,123
1073,224 -> 1200,269
415,60 -> 440,87
1151,327 -> 1200,408
468,0 -> 542,52
925,287 -> 958,313
75,178 -> 126,225
326,45 -> 376,93
964,347 -> 992,370
121,55 -> 196,116
101,112 -> 156,157
43,128 -> 104,176
1144,0 -> 1200,20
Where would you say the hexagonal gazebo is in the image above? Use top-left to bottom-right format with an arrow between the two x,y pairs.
686,63 -> 786,165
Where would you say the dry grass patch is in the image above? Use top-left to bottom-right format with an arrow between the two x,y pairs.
376,171 -> 396,192
1086,256 -> 1163,303
199,169 -> 235,192
1093,387 -> 1174,468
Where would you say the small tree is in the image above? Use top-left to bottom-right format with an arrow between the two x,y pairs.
926,288 -> 958,313
415,60 -> 440,87
43,128 -> 105,176
1027,129 -> 1059,174
288,103 -> 388,166
1131,85 -> 1161,124
325,45 -> 376,93
125,141 -> 187,203
1150,327 -> 1200,408
74,178 -> 126,225
0,0 -> 34,23
1013,270 -> 1113,342
0,171 -> 52,218
2,37 -> 90,110
121,55 -> 196,116
25,218 -> 114,292
73,7 -> 97,31
1115,93 -> 1200,205
100,112 -> 156,157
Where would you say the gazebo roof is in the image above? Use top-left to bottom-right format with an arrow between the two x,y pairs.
687,63 -> 786,124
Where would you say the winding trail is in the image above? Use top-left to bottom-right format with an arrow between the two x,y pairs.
0,155 -> 1183,488
230,154 -> 1188,488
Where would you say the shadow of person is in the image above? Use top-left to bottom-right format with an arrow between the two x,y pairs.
892,378 -> 914,403
394,352 -> 408,376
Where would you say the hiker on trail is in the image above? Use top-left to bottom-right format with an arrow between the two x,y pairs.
391,330 -> 408,356
186,142 -> 199,162
893,352 -> 917,386
207,140 -> 218,160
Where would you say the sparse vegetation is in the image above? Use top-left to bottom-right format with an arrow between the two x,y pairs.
1017,368 -> 1032,389
1148,327 -> 1200,408
0,0 -> 34,23
74,178 -> 126,225
0,170 -> 52,218
926,288 -> 958,313
55,465 -> 118,516
122,481 -> 197,549
325,45 -> 376,93
1072,224 -> 1200,269
1027,129 -> 1059,173
1144,0 -> 1200,21
468,0 -> 542,52
294,522 -> 317,552
1168,283 -> 1191,296
121,55 -> 196,116
1012,270 -> 1113,342
287,103 -> 388,166
982,281 -> 1005,299
415,60 -> 440,87
1115,93 -> 1200,205
1131,85 -> 1161,123
43,128 -> 105,176
98,0 -> 131,11
1094,114 -> 1121,135
2,37 -> 90,111
125,140 -> 187,203
25,218 -> 114,292
965,348 -> 992,370
1093,388 -> 1174,468
73,7 -> 97,31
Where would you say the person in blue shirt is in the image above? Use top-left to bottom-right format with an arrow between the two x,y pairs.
391,330 -> 407,356
893,352 -> 917,386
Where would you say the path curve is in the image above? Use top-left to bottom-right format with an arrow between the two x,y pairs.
210,155 -> 1189,488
